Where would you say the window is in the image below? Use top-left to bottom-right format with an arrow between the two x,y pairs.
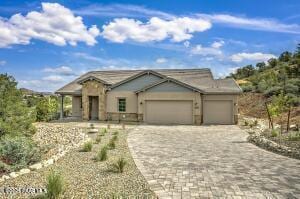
118,98 -> 126,112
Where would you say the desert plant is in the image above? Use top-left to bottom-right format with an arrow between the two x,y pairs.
253,120 -> 258,126
101,128 -> 107,134
0,136 -> 41,170
112,135 -> 118,142
113,131 -> 119,136
95,146 -> 108,161
95,136 -> 101,144
107,139 -> 116,149
271,129 -> 279,137
0,161 -> 11,173
111,157 -> 127,173
81,141 -> 93,152
287,131 -> 300,141
244,121 -> 249,126
46,170 -> 64,199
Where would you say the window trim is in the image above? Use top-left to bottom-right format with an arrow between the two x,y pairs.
118,98 -> 126,112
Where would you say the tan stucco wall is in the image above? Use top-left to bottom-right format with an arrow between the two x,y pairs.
72,96 -> 82,118
202,94 -> 239,124
82,80 -> 106,120
106,91 -> 138,113
137,92 -> 201,124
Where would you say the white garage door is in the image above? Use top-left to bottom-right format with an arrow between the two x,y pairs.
203,100 -> 233,124
145,100 -> 193,124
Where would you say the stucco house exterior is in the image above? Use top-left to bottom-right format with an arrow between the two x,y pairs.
55,69 -> 242,125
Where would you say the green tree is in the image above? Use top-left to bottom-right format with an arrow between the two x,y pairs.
278,51 -> 292,62
0,74 -> 36,137
36,96 -> 59,122
256,62 -> 266,72
268,58 -> 277,68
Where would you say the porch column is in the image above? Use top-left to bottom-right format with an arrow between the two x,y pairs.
60,95 -> 64,120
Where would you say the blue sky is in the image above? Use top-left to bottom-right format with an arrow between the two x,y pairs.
0,0 -> 299,92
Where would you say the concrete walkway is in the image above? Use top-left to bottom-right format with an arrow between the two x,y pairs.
128,125 -> 300,199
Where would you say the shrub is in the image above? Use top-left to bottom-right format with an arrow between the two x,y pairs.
271,129 -> 279,137
0,161 -> 11,173
95,136 -> 101,144
111,157 -> 127,173
244,121 -> 249,126
46,170 -> 64,199
253,120 -> 258,126
101,128 -> 107,134
0,74 -> 36,137
240,84 -> 254,92
287,132 -> 300,141
0,136 -> 41,170
107,139 -> 116,150
95,146 -> 108,162
113,131 -> 119,136
112,135 -> 118,142
81,141 -> 93,152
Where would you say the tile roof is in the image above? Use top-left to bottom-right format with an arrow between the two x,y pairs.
55,68 -> 241,94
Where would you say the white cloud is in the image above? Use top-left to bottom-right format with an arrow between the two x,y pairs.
183,41 -> 190,48
156,58 -> 167,63
191,40 -> 224,56
198,14 -> 300,34
230,52 -> 276,63
42,75 -> 64,83
211,40 -> 224,48
43,66 -> 75,76
0,60 -> 6,66
0,3 -> 100,48
102,17 -> 211,43
75,4 -> 175,20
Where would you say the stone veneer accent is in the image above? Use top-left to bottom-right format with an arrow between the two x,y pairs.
82,80 -> 106,120
107,112 -> 138,122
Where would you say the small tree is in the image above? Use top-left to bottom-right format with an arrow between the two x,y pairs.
266,93 -> 289,130
0,74 -> 36,137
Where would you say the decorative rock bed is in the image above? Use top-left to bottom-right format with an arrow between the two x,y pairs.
241,116 -> 300,160
0,123 -> 90,183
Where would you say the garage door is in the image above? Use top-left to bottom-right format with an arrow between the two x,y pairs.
145,100 -> 193,124
203,100 -> 233,124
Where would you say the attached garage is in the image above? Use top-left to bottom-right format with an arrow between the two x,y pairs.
203,100 -> 233,124
145,100 -> 193,124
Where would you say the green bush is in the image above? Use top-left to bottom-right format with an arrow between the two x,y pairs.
264,86 -> 282,97
111,157 -> 127,173
46,170 -> 64,199
271,129 -> 279,137
240,84 -> 254,92
108,139 -> 116,150
102,128 -> 107,134
95,146 -> 108,162
81,141 -> 93,152
0,74 -> 36,137
0,161 -> 11,173
112,135 -> 118,142
113,131 -> 119,136
287,132 -> 300,141
0,136 -> 41,170
36,96 -> 59,122
95,136 -> 101,144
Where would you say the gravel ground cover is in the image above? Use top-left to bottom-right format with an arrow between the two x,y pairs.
33,123 -> 87,159
0,123 -> 155,199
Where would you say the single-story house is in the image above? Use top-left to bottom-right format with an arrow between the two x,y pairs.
55,69 -> 242,125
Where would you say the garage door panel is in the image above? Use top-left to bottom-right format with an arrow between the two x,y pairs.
145,100 -> 193,124
203,100 -> 232,124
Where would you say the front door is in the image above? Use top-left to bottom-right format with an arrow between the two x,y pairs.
89,96 -> 99,120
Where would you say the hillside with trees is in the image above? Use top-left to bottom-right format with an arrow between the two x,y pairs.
229,44 -> 300,127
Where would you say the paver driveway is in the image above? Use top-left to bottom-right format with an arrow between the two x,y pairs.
128,125 -> 300,199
